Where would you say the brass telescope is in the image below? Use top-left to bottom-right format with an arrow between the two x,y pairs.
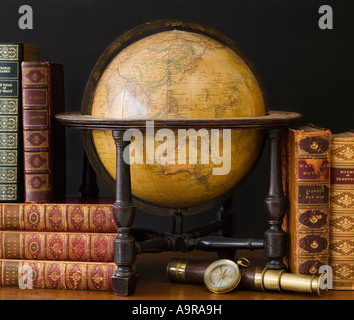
167,258 -> 326,296
252,266 -> 325,296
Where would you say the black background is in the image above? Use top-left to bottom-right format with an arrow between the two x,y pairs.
1,0 -> 353,239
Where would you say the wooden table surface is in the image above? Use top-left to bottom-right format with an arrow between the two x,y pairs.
1,249 -> 353,301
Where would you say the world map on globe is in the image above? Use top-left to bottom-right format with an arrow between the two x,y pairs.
89,29 -> 265,212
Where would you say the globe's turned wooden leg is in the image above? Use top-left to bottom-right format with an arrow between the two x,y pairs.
111,130 -> 138,296
264,128 -> 287,270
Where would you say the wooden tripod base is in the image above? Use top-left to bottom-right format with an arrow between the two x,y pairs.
55,110 -> 302,296
111,127 -> 288,296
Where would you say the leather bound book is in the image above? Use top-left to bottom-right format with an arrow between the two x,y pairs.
329,131 -> 354,290
22,61 -> 66,203
284,124 -> 331,275
0,43 -> 40,202
0,230 -> 116,262
0,259 -> 115,291
0,202 -> 116,232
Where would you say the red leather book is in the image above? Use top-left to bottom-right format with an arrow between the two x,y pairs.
0,230 -> 116,262
22,62 -> 66,202
0,202 -> 116,232
0,259 -> 115,291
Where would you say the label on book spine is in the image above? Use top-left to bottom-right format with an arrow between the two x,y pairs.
0,80 -> 18,97
23,110 -> 48,128
298,185 -> 329,204
298,159 -> 329,180
331,167 -> 354,184
23,90 -> 48,108
0,62 -> 18,78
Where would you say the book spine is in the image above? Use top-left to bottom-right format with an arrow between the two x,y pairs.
0,259 -> 115,291
0,44 -> 27,202
329,136 -> 354,290
0,203 -> 116,232
0,230 -> 116,262
0,44 -> 40,203
287,129 -> 331,275
22,62 -> 66,202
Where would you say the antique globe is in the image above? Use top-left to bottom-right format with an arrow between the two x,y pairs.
82,21 -> 266,215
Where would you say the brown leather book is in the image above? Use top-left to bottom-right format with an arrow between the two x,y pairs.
22,62 -> 66,203
0,230 -> 116,262
283,124 -> 331,275
0,202 -> 116,232
329,131 -> 354,290
0,259 -> 115,291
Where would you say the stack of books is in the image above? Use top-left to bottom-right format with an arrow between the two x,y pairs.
282,125 -> 354,290
0,203 -> 116,291
0,43 -> 117,291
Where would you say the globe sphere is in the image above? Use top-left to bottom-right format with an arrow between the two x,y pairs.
89,29 -> 265,212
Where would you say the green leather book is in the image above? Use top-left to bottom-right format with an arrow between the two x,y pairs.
0,43 -> 40,202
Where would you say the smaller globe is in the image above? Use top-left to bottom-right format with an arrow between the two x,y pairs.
89,28 -> 265,213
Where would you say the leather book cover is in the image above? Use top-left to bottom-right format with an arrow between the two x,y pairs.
0,43 -> 40,202
0,202 -> 116,232
22,61 -> 66,203
284,124 -> 331,275
0,230 -> 116,262
329,131 -> 354,290
0,259 -> 115,291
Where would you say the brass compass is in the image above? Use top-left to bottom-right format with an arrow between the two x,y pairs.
203,258 -> 250,293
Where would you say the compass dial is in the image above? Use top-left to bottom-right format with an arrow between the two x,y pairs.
204,259 -> 241,294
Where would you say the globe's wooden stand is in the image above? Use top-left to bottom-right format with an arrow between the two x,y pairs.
56,110 -> 302,296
